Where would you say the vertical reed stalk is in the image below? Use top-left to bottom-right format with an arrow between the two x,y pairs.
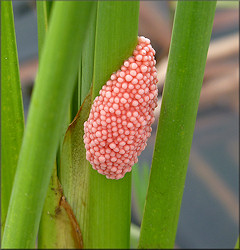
139,1 -> 217,248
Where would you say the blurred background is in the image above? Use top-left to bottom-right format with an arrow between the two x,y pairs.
13,1 -> 239,248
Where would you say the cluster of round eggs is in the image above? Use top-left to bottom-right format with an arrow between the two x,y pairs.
83,36 -> 158,180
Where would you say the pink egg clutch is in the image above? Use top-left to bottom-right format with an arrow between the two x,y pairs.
83,36 -> 158,180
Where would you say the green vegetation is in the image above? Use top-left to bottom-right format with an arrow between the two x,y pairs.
138,1 -> 217,248
2,1 -> 235,249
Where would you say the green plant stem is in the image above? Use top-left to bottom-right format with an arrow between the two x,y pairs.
36,1 -> 53,57
36,2 -> 71,248
2,2 -> 94,248
132,163 -> 150,220
85,2 -> 139,248
235,237 -> 239,249
1,1 -> 24,237
138,1 -> 216,249
81,3 -> 97,105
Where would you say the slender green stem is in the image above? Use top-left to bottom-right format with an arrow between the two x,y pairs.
132,163 -> 150,219
235,237 -> 239,249
1,1 -> 24,237
36,1 -> 53,57
86,2 -> 139,248
2,2 -> 94,248
138,1 -> 217,248
36,2 -> 65,248
81,3 -> 97,105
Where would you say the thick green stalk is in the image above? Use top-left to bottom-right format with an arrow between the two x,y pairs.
138,1 -> 216,249
2,2 -> 94,248
60,2 -> 139,248
86,2 -> 140,248
1,1 -> 24,237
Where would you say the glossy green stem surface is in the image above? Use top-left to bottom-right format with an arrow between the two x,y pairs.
1,1 -> 24,237
139,1 -> 217,248
88,1 -> 139,248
